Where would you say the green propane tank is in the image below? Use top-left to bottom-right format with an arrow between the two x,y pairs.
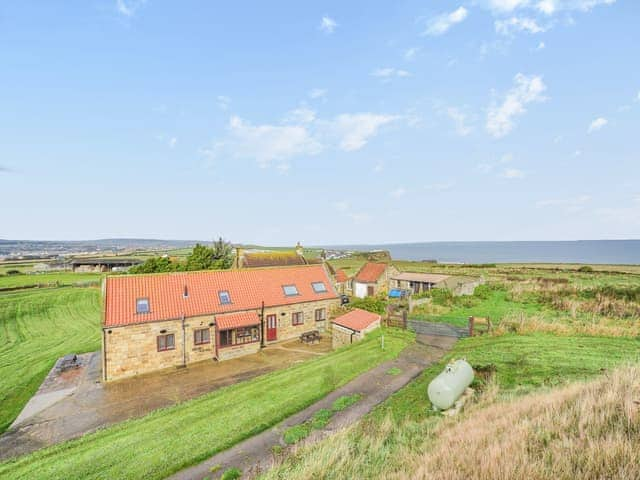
427,359 -> 474,410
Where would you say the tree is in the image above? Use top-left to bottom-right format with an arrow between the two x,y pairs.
129,256 -> 179,274
212,237 -> 234,269
185,238 -> 234,271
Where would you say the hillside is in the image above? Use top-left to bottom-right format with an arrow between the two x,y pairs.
411,365 -> 640,480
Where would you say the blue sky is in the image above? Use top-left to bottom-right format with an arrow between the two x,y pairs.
1,0 -> 638,245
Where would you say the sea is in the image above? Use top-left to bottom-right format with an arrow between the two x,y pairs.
324,240 -> 640,265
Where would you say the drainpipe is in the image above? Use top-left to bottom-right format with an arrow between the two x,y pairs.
260,301 -> 265,348
182,314 -> 186,368
102,328 -> 107,382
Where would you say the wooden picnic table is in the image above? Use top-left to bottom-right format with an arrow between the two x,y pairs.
300,330 -> 321,344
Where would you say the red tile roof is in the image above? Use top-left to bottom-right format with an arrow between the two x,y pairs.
335,269 -> 349,283
332,308 -> 381,332
104,265 -> 338,327
354,262 -> 388,283
216,311 -> 260,330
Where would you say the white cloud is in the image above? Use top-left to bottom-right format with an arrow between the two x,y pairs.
488,0 -> 530,13
371,67 -> 410,79
204,110 -> 399,169
333,201 -> 350,212
116,0 -> 146,17
390,187 -> 407,198
423,7 -> 468,36
486,73 -> 547,138
485,0 -> 615,14
536,41 -> 546,50
328,113 -> 400,151
319,15 -> 338,34
495,17 -> 546,35
477,152 -> 513,173
587,117 -> 608,133
404,47 -> 420,61
283,106 -> 316,124
537,194 -> 591,212
217,95 -> 231,110
501,168 -> 526,179
168,137 -> 177,148
224,116 -> 322,167
635,91 -> 640,102
446,107 -> 473,136
309,88 -> 327,100
373,161 -> 384,173
348,212 -> 372,224
425,181 -> 455,191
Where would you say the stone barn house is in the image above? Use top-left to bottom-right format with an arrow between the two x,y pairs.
331,308 -> 381,348
102,264 -> 339,382
352,262 -> 398,298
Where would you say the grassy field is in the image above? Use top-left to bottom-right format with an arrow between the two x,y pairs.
0,288 -> 101,432
0,272 -> 102,289
0,328 -> 414,480
261,333 -> 640,479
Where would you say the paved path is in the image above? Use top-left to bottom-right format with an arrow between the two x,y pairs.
168,334 -> 457,480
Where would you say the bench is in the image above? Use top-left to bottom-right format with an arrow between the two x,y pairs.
300,330 -> 321,344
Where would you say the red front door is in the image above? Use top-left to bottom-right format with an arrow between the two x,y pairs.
266,314 -> 277,341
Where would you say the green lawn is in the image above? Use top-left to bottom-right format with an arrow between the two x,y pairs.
0,288 -> 102,432
261,333 -> 640,480
0,272 -> 102,289
0,328 -> 414,480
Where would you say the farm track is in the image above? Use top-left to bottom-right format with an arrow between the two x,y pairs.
168,334 -> 457,480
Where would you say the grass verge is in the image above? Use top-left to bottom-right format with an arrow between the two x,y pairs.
260,333 -> 640,479
0,328 -> 413,480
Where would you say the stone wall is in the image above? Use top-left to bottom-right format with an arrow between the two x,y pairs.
262,298 -> 338,343
103,297 -> 340,382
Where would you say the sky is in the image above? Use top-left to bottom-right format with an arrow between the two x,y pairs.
1,0 -> 639,245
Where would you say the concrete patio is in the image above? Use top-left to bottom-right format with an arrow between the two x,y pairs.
0,336 -> 332,461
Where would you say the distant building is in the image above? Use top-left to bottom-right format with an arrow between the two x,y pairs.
70,258 -> 142,273
352,262 -> 398,298
389,271 -> 484,296
389,272 -> 451,294
102,264 -> 339,381
234,243 -> 321,269
333,269 -> 351,294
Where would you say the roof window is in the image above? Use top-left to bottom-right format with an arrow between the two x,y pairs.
218,290 -> 231,305
136,298 -> 150,314
283,285 -> 299,296
311,282 -> 327,293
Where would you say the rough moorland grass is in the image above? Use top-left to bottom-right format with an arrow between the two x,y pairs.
261,333 -> 640,479
0,288 -> 101,432
0,328 -> 414,480
0,272 -> 102,289
412,365 -> 640,480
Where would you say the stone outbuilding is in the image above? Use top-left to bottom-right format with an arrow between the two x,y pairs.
352,262 -> 398,298
331,308 -> 381,348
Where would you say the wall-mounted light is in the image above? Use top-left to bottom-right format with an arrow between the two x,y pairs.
107,330 -> 112,334
208,322 -> 215,327
160,329 -> 167,334
281,312 -> 286,316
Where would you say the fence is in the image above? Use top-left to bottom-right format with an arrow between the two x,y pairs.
407,319 -> 470,338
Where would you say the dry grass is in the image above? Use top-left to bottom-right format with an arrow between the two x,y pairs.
494,312 -> 640,337
409,365 -> 640,480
